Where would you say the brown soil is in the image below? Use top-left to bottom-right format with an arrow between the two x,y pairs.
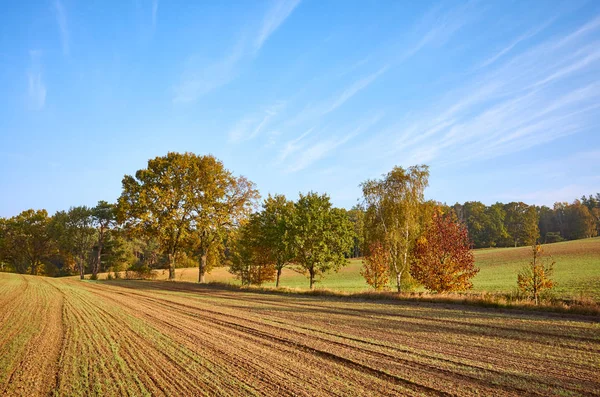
0,273 -> 599,396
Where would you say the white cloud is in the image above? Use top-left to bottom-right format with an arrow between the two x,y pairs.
173,1 -> 300,103
54,0 -> 69,55
477,20 -> 553,69
255,0 -> 301,51
27,51 -> 46,110
228,102 -> 285,143
322,65 -> 388,115
283,114 -> 382,172
365,15 -> 600,169
152,0 -> 159,28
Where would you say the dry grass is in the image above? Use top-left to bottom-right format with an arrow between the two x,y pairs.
1,272 -> 599,396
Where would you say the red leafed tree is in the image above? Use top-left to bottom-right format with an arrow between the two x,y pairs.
411,212 -> 478,293
361,242 -> 390,290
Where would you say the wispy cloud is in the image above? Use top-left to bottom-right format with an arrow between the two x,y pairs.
397,1 -> 475,62
283,114 -> 383,172
278,127 -> 314,163
173,44 -> 244,103
228,102 -> 286,143
322,65 -> 388,115
365,14 -> 600,169
152,0 -> 159,28
54,0 -> 69,55
173,1 -> 300,103
27,51 -> 46,110
477,20 -> 553,69
255,0 -> 301,51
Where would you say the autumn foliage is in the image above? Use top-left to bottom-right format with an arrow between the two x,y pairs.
361,242 -> 390,290
411,212 -> 478,293
517,244 -> 555,305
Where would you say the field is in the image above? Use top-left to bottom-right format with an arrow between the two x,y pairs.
1,272 -> 599,396
108,237 -> 600,299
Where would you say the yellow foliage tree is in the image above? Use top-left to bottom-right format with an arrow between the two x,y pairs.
517,244 -> 555,305
361,242 -> 390,290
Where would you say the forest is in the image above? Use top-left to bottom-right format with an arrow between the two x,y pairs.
0,152 -> 598,293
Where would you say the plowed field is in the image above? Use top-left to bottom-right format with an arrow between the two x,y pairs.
1,273 -> 599,396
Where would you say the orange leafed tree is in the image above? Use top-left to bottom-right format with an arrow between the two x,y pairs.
411,212 -> 478,293
517,244 -> 555,305
361,242 -> 390,290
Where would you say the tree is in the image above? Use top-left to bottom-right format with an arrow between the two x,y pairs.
485,203 -> 509,246
361,165 -> 429,292
51,207 -> 97,279
256,194 -> 295,287
517,244 -> 555,305
565,201 -> 596,240
0,209 -> 54,275
361,242 -> 389,290
411,212 -> 478,293
186,156 -> 259,283
347,205 -> 365,258
117,153 -> 195,280
504,202 -> 539,247
290,192 -> 354,289
91,201 -> 116,279
462,201 -> 489,248
229,215 -> 276,286
117,152 -> 259,281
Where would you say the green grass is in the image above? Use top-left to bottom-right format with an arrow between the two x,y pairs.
471,237 -> 600,299
99,237 -> 600,300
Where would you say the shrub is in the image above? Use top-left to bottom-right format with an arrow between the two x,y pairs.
545,232 -> 564,244
517,244 -> 555,305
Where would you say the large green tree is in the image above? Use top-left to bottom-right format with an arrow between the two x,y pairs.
256,194 -> 295,287
185,157 -> 259,283
504,202 -> 539,247
229,214 -> 277,286
0,209 -> 54,275
361,165 -> 429,292
51,206 -> 97,279
117,152 -> 258,281
290,192 -> 354,289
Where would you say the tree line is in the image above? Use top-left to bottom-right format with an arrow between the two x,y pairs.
450,196 -> 599,249
0,152 -> 596,294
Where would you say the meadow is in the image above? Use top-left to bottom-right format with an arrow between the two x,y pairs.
109,237 -> 600,300
1,272 -> 599,396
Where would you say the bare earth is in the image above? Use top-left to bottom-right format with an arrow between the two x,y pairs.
0,273 -> 599,396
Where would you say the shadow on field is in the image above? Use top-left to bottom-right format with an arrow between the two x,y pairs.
96,279 -> 600,323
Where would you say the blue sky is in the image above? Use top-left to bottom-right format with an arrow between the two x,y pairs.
1,0 -> 599,217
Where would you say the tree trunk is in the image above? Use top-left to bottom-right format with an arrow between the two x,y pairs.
94,245 -> 102,279
309,268 -> 314,289
79,259 -> 84,280
198,253 -> 207,283
30,262 -> 37,275
276,267 -> 282,288
168,253 -> 175,280
396,270 -> 402,293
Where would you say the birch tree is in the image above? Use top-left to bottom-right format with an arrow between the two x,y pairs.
361,165 -> 429,292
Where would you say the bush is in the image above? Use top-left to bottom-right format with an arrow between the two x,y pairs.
544,232 -> 564,243
125,262 -> 157,280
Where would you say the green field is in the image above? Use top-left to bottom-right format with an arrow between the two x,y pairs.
102,237 -> 600,299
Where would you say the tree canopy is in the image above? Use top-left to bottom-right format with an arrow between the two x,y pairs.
290,192 -> 354,289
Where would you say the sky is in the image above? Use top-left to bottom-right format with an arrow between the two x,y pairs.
1,0 -> 599,217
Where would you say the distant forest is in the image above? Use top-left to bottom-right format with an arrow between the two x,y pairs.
452,194 -> 600,248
